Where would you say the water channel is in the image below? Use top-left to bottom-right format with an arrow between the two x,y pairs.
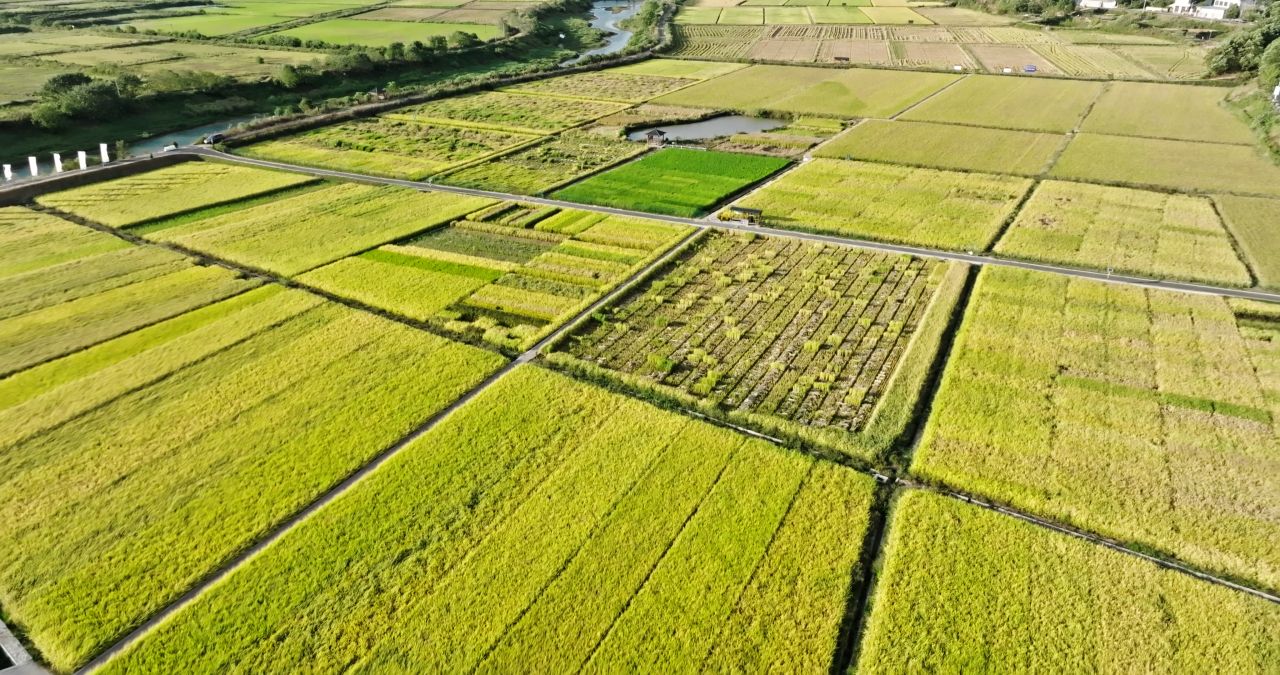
562,0 -> 642,65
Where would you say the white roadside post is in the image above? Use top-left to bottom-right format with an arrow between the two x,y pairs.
2,165 -> 10,182
78,150 -> 88,170
100,143 -> 110,163
53,152 -> 63,173
27,157 -> 38,177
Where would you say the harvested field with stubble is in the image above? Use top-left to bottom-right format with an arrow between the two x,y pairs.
97,365 -> 877,675
859,491 -> 1280,673
914,265 -> 1280,592
995,181 -> 1251,285
553,231 -> 968,459
817,119 -> 1064,175
732,158 -> 1031,250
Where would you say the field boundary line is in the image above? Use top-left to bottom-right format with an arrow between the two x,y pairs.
888,72 -> 967,120
899,481 -> 1280,605
76,203 -> 707,674
177,148 -> 1280,305
1207,195 -> 1261,288
835,480 -> 894,675
0,615 -> 32,670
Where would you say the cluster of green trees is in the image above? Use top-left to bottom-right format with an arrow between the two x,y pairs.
1208,16 -> 1280,77
29,69 -> 236,129
956,0 -> 1076,17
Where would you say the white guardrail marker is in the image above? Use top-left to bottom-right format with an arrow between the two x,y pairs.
100,142 -> 110,163
78,150 -> 88,170
53,152 -> 63,173
27,156 -> 37,177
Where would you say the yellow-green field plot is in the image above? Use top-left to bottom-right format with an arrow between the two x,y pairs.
238,117 -> 539,180
39,42 -> 325,80
817,119 -> 1064,175
652,64 -> 958,118
145,183 -> 492,276
859,491 -> 1280,673
900,75 -> 1104,132
1050,134 -> 1280,197
1116,44 -> 1208,79
36,162 -> 317,228
1216,195 -> 1280,288
501,71 -> 699,103
385,90 -> 627,133
733,158 -> 1030,250
263,17 -> 502,47
98,366 -> 877,674
0,286 -> 502,671
1081,82 -> 1256,145
994,181 -> 1251,285
914,266 -> 1280,592
0,62 -> 71,104
611,58 -> 747,79
969,44 -> 1061,74
860,6 -> 931,23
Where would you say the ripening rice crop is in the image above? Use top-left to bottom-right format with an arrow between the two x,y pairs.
555,231 -> 968,459
1215,195 -> 1280,288
99,365 -> 876,675
1050,133 -> 1280,197
553,148 -> 789,217
859,491 -> 1280,673
309,204 -> 691,350
652,64 -> 958,118
900,74 -> 1104,133
385,91 -> 627,133
502,71 -> 699,103
914,266 -> 1280,592
437,131 -> 645,195
995,181 -> 1251,285
0,239 -> 256,376
147,183 -> 493,276
238,117 -> 539,180
816,119 -> 1064,175
0,291 -> 503,672
0,206 -> 128,280
1081,82 -> 1255,144
733,158 -> 1031,250
36,161 -> 316,227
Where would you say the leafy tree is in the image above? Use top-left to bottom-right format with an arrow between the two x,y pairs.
448,31 -> 481,49
428,35 -> 448,52
1207,17 -> 1280,73
1261,37 -> 1280,86
39,72 -> 91,97
1225,4 -> 1241,18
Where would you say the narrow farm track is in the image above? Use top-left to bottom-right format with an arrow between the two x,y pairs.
179,148 -> 1280,305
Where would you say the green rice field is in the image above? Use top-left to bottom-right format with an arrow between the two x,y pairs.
553,148 -> 789,217
263,17 -> 502,47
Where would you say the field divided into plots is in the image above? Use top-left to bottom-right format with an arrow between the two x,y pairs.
668,24 -> 1204,78
0,207 -> 257,376
860,491 -> 1280,672
99,366 -> 877,674
0,202 -> 507,670
995,181 -> 1252,286
238,117 -> 541,180
35,162 -> 318,228
732,158 -> 1031,251
816,119 -> 1064,175
554,231 -> 967,460
914,266 -> 1280,591
553,148 -> 789,217
303,203 -> 691,349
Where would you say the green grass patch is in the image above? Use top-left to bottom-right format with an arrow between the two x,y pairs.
553,148 -> 789,217
262,17 -> 501,47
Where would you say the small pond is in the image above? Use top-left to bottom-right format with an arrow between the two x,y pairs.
626,115 -> 786,142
